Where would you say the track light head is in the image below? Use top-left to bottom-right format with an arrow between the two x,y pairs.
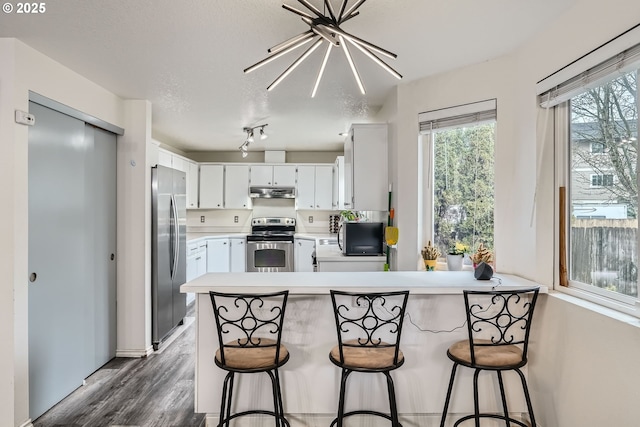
259,127 -> 268,140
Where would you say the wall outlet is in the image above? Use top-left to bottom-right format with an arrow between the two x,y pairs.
308,216 -> 313,223
234,216 -> 239,223
200,216 -> 205,223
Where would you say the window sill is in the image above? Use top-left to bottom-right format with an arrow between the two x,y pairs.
553,285 -> 640,322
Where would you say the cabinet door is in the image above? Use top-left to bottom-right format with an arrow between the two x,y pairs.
296,165 -> 316,210
250,165 -> 273,186
315,165 -> 334,210
206,239 -> 230,272
186,243 -> 198,281
273,165 -> 297,187
351,124 -> 388,211
186,161 -> 199,208
229,238 -> 246,272
225,165 -> 252,209
171,155 -> 186,173
196,243 -> 208,277
199,165 -> 224,209
295,239 -> 316,272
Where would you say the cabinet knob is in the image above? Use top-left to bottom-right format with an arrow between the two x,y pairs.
274,182 -> 277,185
268,182 -> 271,185
316,205 -> 319,208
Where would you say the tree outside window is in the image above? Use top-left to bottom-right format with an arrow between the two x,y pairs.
433,123 -> 495,259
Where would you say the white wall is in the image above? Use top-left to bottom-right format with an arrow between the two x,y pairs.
0,38 -> 152,426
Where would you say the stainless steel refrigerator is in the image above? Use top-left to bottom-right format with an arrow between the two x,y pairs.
151,165 -> 187,351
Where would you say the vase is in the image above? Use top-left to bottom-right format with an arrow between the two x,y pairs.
446,254 -> 463,271
424,259 -> 437,271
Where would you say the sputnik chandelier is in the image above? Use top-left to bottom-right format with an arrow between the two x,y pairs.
244,0 -> 402,97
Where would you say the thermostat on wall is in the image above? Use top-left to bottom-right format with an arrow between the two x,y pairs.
15,110 -> 35,126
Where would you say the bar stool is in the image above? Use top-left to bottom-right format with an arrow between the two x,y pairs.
440,287 -> 540,427
208,290 -> 290,427
329,290 -> 409,427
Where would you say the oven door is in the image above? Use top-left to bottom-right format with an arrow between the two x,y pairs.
246,241 -> 294,272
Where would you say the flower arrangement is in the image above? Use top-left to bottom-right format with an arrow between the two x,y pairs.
470,242 -> 493,265
448,242 -> 469,256
421,240 -> 440,260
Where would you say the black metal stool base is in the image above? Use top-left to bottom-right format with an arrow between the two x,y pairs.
330,410 -> 403,427
217,410 -> 290,427
452,413 -> 531,427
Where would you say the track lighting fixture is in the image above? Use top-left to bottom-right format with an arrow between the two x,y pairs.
244,0 -> 402,97
239,124 -> 269,156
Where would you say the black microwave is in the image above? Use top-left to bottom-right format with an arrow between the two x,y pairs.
340,222 -> 384,256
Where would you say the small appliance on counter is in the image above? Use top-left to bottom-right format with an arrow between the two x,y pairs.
329,214 -> 340,234
339,221 -> 385,256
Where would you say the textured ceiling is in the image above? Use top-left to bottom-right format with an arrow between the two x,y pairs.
0,0 -> 575,152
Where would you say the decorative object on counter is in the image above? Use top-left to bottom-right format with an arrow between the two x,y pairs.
446,242 -> 468,271
239,124 -> 268,158
421,240 -> 440,271
473,261 -> 494,280
244,0 -> 402,97
329,214 -> 340,234
340,209 -> 362,222
470,242 -> 493,268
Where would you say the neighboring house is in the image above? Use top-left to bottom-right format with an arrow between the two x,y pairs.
570,120 -> 638,219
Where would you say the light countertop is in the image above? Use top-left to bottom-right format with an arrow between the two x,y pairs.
181,271 -> 546,295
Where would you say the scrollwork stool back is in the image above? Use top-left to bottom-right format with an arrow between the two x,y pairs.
209,290 -> 290,427
440,287 -> 540,427
329,289 -> 409,427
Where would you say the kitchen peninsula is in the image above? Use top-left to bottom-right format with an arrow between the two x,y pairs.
181,271 -> 546,426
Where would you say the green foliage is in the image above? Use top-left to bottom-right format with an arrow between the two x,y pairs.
433,124 -> 495,258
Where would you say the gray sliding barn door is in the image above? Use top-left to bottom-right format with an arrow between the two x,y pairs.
28,102 -> 117,420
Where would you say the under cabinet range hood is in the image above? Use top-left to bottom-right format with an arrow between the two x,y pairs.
249,186 -> 296,199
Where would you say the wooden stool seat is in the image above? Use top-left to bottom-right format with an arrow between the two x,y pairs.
448,339 -> 523,368
216,338 -> 289,370
330,340 -> 404,370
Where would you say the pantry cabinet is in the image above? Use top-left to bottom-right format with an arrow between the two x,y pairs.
344,124 -> 388,211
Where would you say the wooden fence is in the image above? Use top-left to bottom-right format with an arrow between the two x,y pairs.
570,218 -> 637,296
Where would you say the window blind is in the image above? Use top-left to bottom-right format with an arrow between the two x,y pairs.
538,39 -> 640,108
419,99 -> 497,133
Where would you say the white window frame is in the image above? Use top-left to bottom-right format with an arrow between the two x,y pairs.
540,24 -> 640,316
418,99 -> 497,269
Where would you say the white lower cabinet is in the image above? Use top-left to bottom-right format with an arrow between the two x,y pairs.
207,238 -> 230,272
295,238 -> 316,272
229,237 -> 246,272
187,241 -> 208,281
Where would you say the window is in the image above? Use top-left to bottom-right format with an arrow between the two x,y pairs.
419,100 -> 496,267
568,70 -> 638,299
590,141 -> 605,153
590,174 -> 614,187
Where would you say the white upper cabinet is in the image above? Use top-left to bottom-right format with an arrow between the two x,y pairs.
158,149 -> 173,168
186,160 -> 199,208
250,164 -> 296,187
225,165 -> 252,209
344,124 -> 388,211
199,164 -> 224,209
296,164 -> 334,210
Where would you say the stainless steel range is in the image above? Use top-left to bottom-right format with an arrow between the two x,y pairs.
246,217 -> 295,272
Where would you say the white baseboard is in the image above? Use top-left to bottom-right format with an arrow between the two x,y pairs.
205,413 -> 536,427
19,418 -> 33,427
115,345 -> 154,358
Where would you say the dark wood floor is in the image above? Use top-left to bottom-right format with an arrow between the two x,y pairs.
34,304 -> 205,427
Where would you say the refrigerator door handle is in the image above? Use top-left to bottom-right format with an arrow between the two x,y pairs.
170,194 -> 180,281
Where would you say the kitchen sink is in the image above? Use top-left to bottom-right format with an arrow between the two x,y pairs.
318,238 -> 338,246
